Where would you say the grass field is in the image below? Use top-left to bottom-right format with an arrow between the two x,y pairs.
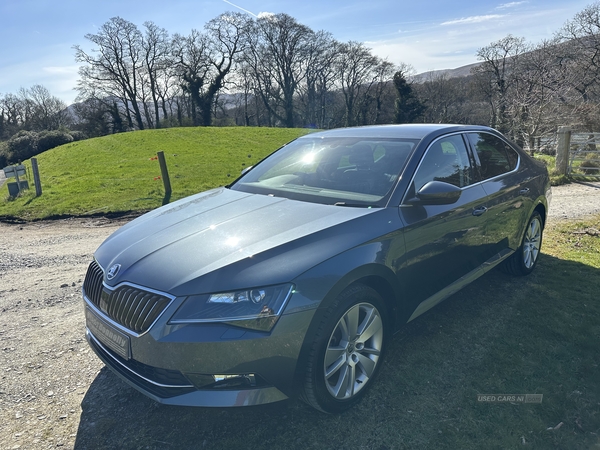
0,127 -> 313,220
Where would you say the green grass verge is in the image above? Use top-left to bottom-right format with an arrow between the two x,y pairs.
535,153 -> 600,185
0,127 -> 314,221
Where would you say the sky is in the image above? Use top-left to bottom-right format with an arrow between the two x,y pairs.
0,0 -> 592,105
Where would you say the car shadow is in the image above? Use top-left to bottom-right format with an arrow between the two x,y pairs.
74,367 -> 300,449
573,180 -> 600,189
74,252 -> 600,450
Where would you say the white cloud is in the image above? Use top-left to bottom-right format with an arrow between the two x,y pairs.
41,66 -> 80,104
0,60 -> 80,104
368,37 -> 480,73
441,15 -> 505,26
365,2 -> 586,75
257,12 -> 276,19
43,65 -> 79,76
496,2 -> 528,9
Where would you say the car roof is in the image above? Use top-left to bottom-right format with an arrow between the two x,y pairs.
299,124 -> 495,141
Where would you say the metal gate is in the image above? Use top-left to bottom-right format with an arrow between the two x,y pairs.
568,133 -> 600,178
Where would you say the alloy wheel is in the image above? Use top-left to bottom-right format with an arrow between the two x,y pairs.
323,302 -> 384,400
523,216 -> 542,269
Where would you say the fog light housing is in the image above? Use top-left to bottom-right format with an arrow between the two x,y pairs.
184,373 -> 258,389
213,374 -> 256,387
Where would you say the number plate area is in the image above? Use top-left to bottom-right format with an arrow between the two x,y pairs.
85,306 -> 131,360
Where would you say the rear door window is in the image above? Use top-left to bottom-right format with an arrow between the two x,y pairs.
466,133 -> 519,180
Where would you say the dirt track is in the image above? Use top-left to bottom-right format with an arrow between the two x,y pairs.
0,181 -> 599,449
547,180 -> 600,220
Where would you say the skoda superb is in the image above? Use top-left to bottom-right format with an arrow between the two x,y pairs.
82,124 -> 550,413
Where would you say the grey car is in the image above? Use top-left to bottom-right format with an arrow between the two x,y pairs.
82,124 -> 551,413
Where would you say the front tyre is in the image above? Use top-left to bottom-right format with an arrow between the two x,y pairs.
502,211 -> 544,276
300,284 -> 388,413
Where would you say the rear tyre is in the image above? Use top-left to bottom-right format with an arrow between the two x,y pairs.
501,211 -> 543,276
300,284 -> 388,413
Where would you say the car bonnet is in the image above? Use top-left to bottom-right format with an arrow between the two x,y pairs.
94,187 -> 378,295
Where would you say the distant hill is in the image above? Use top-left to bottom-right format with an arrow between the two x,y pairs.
411,62 -> 482,83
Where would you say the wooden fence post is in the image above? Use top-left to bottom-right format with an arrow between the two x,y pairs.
31,157 -> 42,197
556,126 -> 571,176
157,151 -> 172,204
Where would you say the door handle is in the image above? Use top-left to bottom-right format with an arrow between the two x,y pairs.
519,188 -> 530,195
472,206 -> 488,216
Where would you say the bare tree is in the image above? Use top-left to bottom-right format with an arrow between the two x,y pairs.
201,13 -> 249,126
556,1 -> 600,129
74,17 -> 146,130
1,86 -> 71,140
244,13 -> 313,128
472,34 -> 529,135
172,29 -> 210,126
71,97 -> 111,137
558,2 -> 600,101
296,31 -> 339,128
0,93 -> 28,136
370,60 -> 398,124
334,41 -> 380,127
22,85 -> 70,131
509,39 -> 572,151
418,72 -> 458,123
173,13 -> 248,127
141,21 -> 173,128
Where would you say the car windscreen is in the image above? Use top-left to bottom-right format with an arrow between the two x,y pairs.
229,136 -> 418,206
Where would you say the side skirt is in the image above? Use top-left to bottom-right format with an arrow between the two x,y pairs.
407,248 -> 514,322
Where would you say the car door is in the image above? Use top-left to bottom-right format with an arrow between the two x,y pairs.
465,132 -> 531,257
397,133 -> 493,320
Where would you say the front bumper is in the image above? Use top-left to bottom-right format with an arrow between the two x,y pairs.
84,300 -> 316,407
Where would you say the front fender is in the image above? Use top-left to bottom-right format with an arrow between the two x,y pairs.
288,239 -> 403,315
288,240 -> 405,396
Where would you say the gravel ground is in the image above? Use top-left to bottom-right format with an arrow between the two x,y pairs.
0,181 -> 599,449
547,180 -> 600,220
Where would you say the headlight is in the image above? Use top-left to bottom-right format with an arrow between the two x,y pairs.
169,284 -> 294,332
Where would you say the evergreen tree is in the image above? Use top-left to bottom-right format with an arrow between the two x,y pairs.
393,71 -> 425,123
110,102 -> 126,133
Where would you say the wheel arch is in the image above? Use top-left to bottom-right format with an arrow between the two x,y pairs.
533,201 -> 547,228
291,262 -> 401,395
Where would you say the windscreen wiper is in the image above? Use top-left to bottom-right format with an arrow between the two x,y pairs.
333,202 -> 375,208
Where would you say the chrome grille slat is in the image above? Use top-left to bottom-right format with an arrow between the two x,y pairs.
140,302 -> 161,331
82,261 -> 171,334
135,299 -> 155,331
119,288 -> 136,324
114,288 -> 130,324
109,287 -> 125,319
125,289 -> 142,327
125,291 -> 146,326
83,261 -> 104,305
128,294 -> 153,326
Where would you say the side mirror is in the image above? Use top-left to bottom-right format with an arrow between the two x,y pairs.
409,180 -> 462,205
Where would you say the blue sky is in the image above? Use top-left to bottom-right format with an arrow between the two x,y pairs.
0,0 -> 591,105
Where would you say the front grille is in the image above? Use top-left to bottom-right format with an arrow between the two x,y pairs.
83,260 -> 104,305
103,286 -> 171,333
83,260 -> 172,334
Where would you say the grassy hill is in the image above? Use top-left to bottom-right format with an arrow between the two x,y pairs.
0,127 -> 314,221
